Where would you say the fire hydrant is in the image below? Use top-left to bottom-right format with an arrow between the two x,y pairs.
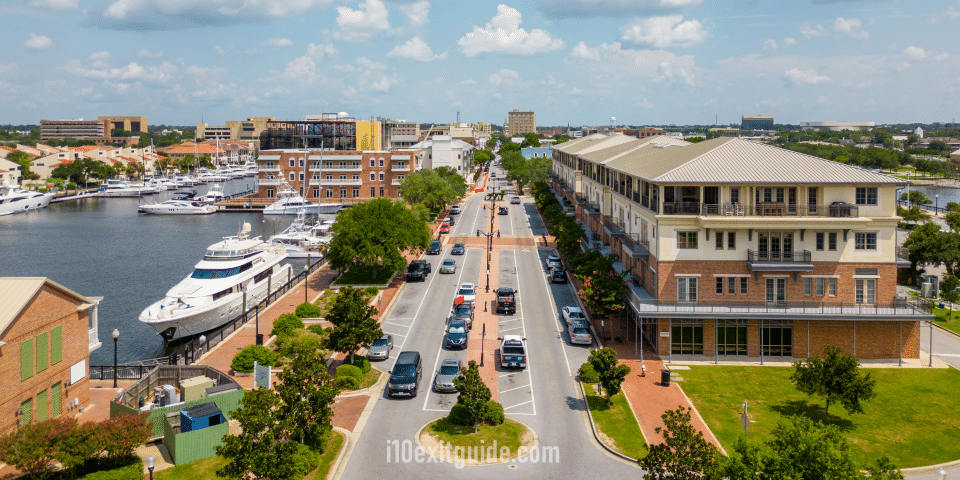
641,363 -> 647,377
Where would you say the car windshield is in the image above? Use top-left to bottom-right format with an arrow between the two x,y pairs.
460,287 -> 475,295
455,244 -> 464,248
448,324 -> 466,334
439,365 -> 459,375
372,338 -> 388,347
455,305 -> 471,315
569,311 -> 584,318
443,260 -> 455,265
392,364 -> 415,381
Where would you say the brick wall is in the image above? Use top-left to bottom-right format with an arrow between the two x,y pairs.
0,285 -> 92,435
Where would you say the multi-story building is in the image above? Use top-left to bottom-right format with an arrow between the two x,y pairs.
197,117 -> 275,146
260,116 -> 383,151
473,122 -> 493,135
612,127 -> 667,138
742,115 -> 774,131
256,149 -> 422,204
408,136 -> 473,177
0,157 -> 22,183
385,121 -> 421,150
425,123 -> 478,146
799,121 -> 875,132
98,116 -> 147,134
507,110 -> 536,137
1,277 -> 102,434
551,134 -> 929,362
40,120 -> 105,141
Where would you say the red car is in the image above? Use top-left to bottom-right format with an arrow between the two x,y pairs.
440,224 -> 450,234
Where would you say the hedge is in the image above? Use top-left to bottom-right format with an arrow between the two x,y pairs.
231,345 -> 279,373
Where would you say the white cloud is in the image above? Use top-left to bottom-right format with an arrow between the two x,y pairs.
0,63 -> 20,75
488,69 -> 522,87
335,0 -> 391,42
399,1 -> 429,28
928,3 -> 960,23
94,0 -> 332,30
565,42 -> 702,88
800,23 -> 826,39
388,37 -> 447,62
855,80 -> 873,89
64,60 -> 179,83
903,46 -> 949,61
89,51 -> 110,60
458,79 -> 477,85
568,87 -> 584,95
618,15 -> 708,49
832,17 -> 868,39
637,98 -> 656,109
263,38 -> 293,48
214,46 -> 227,56
651,61 -> 696,86
332,57 -> 397,93
783,68 -> 831,86
538,0 -> 700,19
29,0 -> 78,10
306,42 -> 337,60
763,39 -> 777,50
24,33 -> 53,50
283,56 -> 318,84
138,49 -> 163,58
568,42 -> 601,62
458,5 -> 564,57
782,37 -> 797,47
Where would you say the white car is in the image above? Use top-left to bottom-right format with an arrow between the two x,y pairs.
457,282 -> 476,305
511,196 -> 521,204
561,306 -> 587,329
450,205 -> 462,215
569,320 -> 594,345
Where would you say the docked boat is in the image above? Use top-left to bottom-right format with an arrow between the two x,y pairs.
138,192 -> 216,215
196,185 -> 226,204
269,215 -> 333,258
262,184 -> 343,215
97,178 -> 146,197
138,223 -> 292,341
0,182 -> 55,216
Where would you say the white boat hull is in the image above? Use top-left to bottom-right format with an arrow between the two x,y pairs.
263,203 -> 343,215
0,191 -> 54,216
138,204 -> 216,215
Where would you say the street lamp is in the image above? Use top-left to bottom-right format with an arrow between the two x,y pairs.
146,455 -> 156,480
304,264 -> 310,304
199,334 -> 206,359
477,229 -> 495,292
936,194 -> 939,214
111,329 -> 119,388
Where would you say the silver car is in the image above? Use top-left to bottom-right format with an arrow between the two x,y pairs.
433,358 -> 463,392
367,334 -> 393,360
439,258 -> 457,274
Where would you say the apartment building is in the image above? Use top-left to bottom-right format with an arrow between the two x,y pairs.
40,120 -> 105,141
98,116 -> 147,134
551,134 -> 930,362
257,149 -> 422,204
408,136 -> 474,176
742,115 -> 774,131
507,110 -> 536,137
197,117 -> 275,146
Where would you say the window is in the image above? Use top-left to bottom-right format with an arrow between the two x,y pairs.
36,389 -> 48,421
266,188 -> 275,198
289,158 -> 295,167
678,277 -> 698,303
716,277 -> 724,294
35,332 -> 48,373
326,188 -> 334,198
20,398 -> 32,426
21,338 -> 33,381
299,158 -> 304,167
352,187 -> 360,198
716,232 -> 724,250
677,231 -> 698,249
51,382 -> 61,418
289,172 -> 295,181
379,158 -> 385,167
370,187 -> 375,197
379,172 -> 385,181
398,174 -> 405,181
326,174 -> 332,180
816,232 -> 824,251
352,174 -> 359,181
340,188 -> 346,198
828,232 -> 837,251
730,188 -> 740,204
740,277 -> 748,294
816,278 -> 824,296
856,279 -> 876,304
339,175 -> 346,181
728,232 -> 736,249
804,278 -> 812,295
379,187 -> 384,197
855,187 -> 877,205
298,173 -> 304,181
370,172 -> 375,181
312,188 -> 319,198
761,321 -> 793,356
717,320 -> 748,355
728,277 -> 736,295
671,322 -> 704,354
828,278 -> 837,296
370,158 -> 375,167
855,232 -> 877,250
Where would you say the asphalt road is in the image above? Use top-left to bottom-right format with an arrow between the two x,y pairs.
340,164 -> 639,479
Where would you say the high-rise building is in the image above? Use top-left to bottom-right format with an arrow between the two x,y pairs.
99,116 -> 148,134
197,117 -> 276,146
741,115 -> 774,131
507,109 -> 536,137
39,120 -> 105,140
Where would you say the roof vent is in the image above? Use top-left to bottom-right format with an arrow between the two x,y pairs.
653,144 -> 674,149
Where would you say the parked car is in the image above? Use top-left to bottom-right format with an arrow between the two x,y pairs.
491,172 -> 497,178
446,217 -> 456,226
457,282 -> 476,305
412,259 -> 431,274
367,334 -> 394,360
569,321 -> 593,345
439,224 -> 450,234
406,261 -> 428,282
551,267 -> 568,284
545,255 -> 563,270
444,318 -> 469,349
493,287 -> 517,314
451,243 -> 465,255
433,358 -> 463,393
562,306 -> 587,330
450,205 -> 462,215
427,240 -> 442,255
439,258 -> 457,274
388,351 -> 422,397
452,301 -> 474,329
511,196 -> 521,204
498,206 -> 509,215
499,335 -> 527,368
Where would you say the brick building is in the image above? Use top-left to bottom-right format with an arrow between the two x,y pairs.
0,278 -> 102,434
551,134 -> 930,362
257,149 -> 422,204
507,109 -> 536,137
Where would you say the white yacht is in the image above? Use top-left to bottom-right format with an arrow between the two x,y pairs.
269,215 -> 333,258
97,178 -> 146,197
175,175 -> 199,187
138,223 -> 291,341
0,182 -> 54,216
263,185 -> 343,215
197,185 -> 226,204
242,160 -> 258,177
138,192 -> 216,215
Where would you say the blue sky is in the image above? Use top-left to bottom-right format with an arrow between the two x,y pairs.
2,0 -> 959,127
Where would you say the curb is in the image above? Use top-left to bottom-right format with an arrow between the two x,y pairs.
336,370 -> 385,398
413,417 -> 539,467
329,371 -> 385,480
576,378 -> 640,464
326,428 -> 350,480
901,458 -> 960,476
933,322 -> 960,340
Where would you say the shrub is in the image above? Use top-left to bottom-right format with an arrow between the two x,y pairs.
295,302 -> 324,319
307,324 -> 328,336
231,345 -> 279,373
96,413 -> 152,465
272,313 -> 304,336
76,455 -> 143,480
290,443 -> 320,478
334,376 -> 360,390
342,356 -> 371,373
578,362 -> 600,383
484,401 -> 505,426
365,286 -> 380,296
448,404 -> 476,426
336,364 -> 362,380
280,332 -> 323,358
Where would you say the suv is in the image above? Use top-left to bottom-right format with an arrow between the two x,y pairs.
452,301 -> 474,329
545,255 -> 563,270
562,306 -> 587,329
499,335 -> 527,368
406,260 -> 430,281
550,267 -> 567,284
444,318 -> 469,349
427,240 -> 442,255
388,351 -> 422,397
498,206 -> 508,215
569,321 -> 593,345
449,205 -> 462,215
457,282 -> 476,305
493,287 -> 517,314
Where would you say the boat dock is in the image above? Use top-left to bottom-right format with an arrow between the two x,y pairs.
215,194 -> 272,211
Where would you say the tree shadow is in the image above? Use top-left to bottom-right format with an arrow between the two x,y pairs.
769,400 -> 856,432
584,390 -> 612,413
565,395 -> 585,412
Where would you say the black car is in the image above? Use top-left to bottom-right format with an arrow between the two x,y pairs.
388,351 -> 422,397
406,262 -> 428,282
493,287 -> 517,314
498,206 -> 508,215
444,319 -> 469,349
451,243 -> 465,255
545,255 -> 563,270
427,240 -> 442,255
551,267 -> 567,284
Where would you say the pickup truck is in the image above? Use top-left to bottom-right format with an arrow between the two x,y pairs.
493,287 -> 517,314
406,260 -> 430,282
499,335 -> 527,369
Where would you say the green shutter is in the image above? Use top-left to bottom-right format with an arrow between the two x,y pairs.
20,399 -> 32,426
51,383 -> 62,417
36,390 -> 48,421
36,333 -> 48,373
20,339 -> 33,381
51,326 -> 62,365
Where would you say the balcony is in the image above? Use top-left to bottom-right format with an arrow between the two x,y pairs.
603,218 -> 627,238
392,165 -> 410,172
621,233 -> 650,258
318,165 -> 362,171
746,249 -> 813,272
322,178 -> 362,185
661,202 -> 860,218
259,166 -> 280,173
259,179 -> 283,186
392,179 -> 402,185
309,179 -> 321,186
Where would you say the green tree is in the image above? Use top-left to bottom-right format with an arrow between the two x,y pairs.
906,134 -> 919,147
790,345 -> 876,416
576,264 -> 627,324
522,133 -> 541,147
452,360 -> 491,433
275,344 -> 340,450
178,154 -> 195,172
7,150 -> 36,179
639,407 -> 722,480
587,347 -> 631,406
930,140 -> 948,152
941,275 -> 960,317
900,190 -> 932,205
400,168 -> 464,212
897,205 -> 931,227
327,198 -> 431,278
474,150 -> 492,166
325,287 -> 382,364
217,388 -> 303,480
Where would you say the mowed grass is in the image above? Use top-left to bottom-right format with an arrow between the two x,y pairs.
427,418 -> 528,458
582,382 -> 648,460
681,366 -> 960,468
304,430 -> 346,480
931,306 -> 960,336
355,367 -> 383,390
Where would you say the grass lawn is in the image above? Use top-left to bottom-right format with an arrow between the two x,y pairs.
930,306 -> 960,336
582,382 -> 648,460
356,367 -> 382,390
304,430 -> 346,480
332,265 -> 396,286
681,366 -> 960,468
155,455 -> 229,480
426,418 -> 529,460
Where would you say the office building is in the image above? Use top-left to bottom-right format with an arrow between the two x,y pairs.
742,115 -> 774,131
507,110 -> 536,137
799,121 -> 875,132
40,120 -> 105,141
98,116 -> 147,134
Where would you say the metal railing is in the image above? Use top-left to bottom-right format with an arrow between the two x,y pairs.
89,357 -> 172,381
746,249 -> 812,264
603,218 -> 626,237
661,202 -> 860,218
322,179 -> 363,185
620,233 -> 650,257
317,165 -> 363,171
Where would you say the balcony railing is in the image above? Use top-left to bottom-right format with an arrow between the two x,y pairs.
603,218 -> 627,237
620,233 -> 650,258
309,179 -> 321,186
392,179 -> 402,185
746,249 -> 813,271
392,165 -> 410,172
661,202 -> 860,218
259,166 -> 280,173
259,179 -> 282,186
318,165 -> 363,171
322,178 -> 362,185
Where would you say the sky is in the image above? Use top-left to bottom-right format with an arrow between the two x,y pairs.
2,0 -> 960,128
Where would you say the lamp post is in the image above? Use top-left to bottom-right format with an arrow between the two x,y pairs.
111,329 -> 119,388
304,264 -> 310,304
199,334 -> 206,360
255,303 -> 262,346
480,323 -> 486,367
146,455 -> 156,480
477,229 -> 495,292
936,194 -> 939,214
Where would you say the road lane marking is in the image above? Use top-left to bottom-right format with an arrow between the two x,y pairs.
536,248 -> 574,377
380,331 -> 406,338
511,250 -> 536,416
502,400 -> 533,410
423,249 -> 473,411
384,321 -> 411,328
500,326 -> 523,332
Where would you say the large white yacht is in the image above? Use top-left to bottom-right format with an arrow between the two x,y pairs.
263,184 -> 343,215
196,185 -> 226,204
269,215 -> 333,258
138,192 -> 216,215
138,223 -> 291,341
97,178 -> 146,197
0,182 -> 54,216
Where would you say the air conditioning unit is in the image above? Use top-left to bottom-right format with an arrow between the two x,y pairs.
162,384 -> 178,405
922,282 -> 935,299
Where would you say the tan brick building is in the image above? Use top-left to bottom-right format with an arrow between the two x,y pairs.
257,149 -> 422,204
507,109 -> 536,137
0,278 -> 102,434
552,134 -> 930,362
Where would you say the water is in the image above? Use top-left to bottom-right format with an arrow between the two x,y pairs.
905,185 -> 960,209
0,180 -> 298,365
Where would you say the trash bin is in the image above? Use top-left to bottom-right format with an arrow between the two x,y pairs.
661,369 -> 671,387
